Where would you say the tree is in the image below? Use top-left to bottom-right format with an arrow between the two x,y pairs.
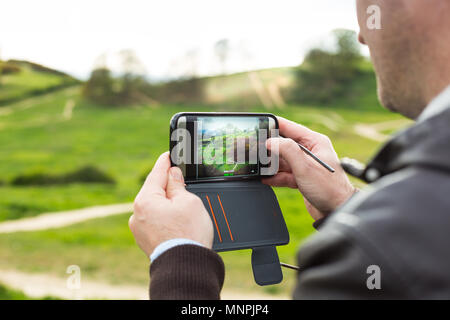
83,51 -> 156,106
118,50 -> 147,104
334,29 -> 361,61
82,67 -> 116,105
119,49 -> 146,76
291,29 -> 365,105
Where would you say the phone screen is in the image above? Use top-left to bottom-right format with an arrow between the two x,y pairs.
171,113 -> 277,182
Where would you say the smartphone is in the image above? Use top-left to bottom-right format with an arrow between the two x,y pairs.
170,112 -> 279,183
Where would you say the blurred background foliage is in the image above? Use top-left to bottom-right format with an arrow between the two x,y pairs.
80,30 -> 379,110
291,29 -> 375,106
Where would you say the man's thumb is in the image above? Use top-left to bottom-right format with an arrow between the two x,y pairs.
267,137 -> 308,175
167,166 -> 187,199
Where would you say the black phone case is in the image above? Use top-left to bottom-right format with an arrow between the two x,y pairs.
187,180 -> 289,251
170,112 -> 289,285
186,180 -> 289,286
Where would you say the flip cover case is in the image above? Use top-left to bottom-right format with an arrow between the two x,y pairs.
187,180 -> 289,251
186,180 -> 289,285
171,112 -> 289,285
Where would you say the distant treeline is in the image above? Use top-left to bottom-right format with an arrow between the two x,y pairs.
82,68 -> 204,107
82,29 -> 379,109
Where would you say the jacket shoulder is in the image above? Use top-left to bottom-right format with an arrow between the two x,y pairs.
310,167 -> 450,298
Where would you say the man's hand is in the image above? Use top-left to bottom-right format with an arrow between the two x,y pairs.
129,152 -> 213,258
262,117 -> 357,220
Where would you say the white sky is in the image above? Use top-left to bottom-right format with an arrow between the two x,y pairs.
0,0 -> 361,80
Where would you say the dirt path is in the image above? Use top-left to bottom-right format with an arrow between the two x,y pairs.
354,119 -> 411,142
0,203 -> 289,300
354,123 -> 389,142
0,203 -> 133,234
0,87 -> 79,117
62,99 -> 76,120
0,269 -> 288,300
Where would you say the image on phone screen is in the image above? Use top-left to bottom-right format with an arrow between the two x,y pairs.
171,113 -> 277,182
197,116 -> 259,180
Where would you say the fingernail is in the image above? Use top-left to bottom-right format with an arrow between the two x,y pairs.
170,167 -> 184,182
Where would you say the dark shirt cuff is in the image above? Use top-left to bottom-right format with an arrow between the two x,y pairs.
150,244 -> 225,300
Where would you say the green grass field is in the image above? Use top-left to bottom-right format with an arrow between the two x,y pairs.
0,284 -> 32,300
0,63 -> 412,298
0,284 -> 57,300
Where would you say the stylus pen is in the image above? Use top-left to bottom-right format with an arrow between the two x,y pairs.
297,143 -> 335,173
279,135 -> 335,173
280,262 -> 300,271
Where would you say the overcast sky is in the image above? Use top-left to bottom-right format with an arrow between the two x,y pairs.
0,0 -> 361,80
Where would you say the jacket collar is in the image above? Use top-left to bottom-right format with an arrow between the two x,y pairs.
418,85 -> 450,122
362,103 -> 450,183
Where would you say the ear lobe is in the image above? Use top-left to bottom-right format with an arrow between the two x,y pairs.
358,32 -> 367,45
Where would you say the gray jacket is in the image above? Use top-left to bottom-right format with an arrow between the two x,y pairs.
294,104 -> 450,299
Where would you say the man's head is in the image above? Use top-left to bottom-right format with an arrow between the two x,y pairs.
356,0 -> 450,119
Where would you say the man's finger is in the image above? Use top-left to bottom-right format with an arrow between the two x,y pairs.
261,172 -> 298,189
267,137 -> 309,178
265,138 -> 292,174
166,166 -> 187,199
139,152 -> 171,199
278,156 -> 292,173
277,116 -> 317,146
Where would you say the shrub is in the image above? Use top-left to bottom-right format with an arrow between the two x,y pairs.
10,172 -> 59,186
63,165 -> 116,184
0,62 -> 21,75
11,165 -> 115,186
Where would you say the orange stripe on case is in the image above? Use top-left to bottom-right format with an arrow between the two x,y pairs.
217,194 -> 234,242
206,195 -> 222,242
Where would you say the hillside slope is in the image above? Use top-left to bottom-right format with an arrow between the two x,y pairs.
154,62 -> 381,111
0,60 -> 79,106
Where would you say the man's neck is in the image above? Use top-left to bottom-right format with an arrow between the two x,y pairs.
418,84 -> 450,122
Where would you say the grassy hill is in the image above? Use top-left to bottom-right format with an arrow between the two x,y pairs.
167,61 -> 382,111
0,60 -> 412,298
201,67 -> 295,108
0,60 -> 80,106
